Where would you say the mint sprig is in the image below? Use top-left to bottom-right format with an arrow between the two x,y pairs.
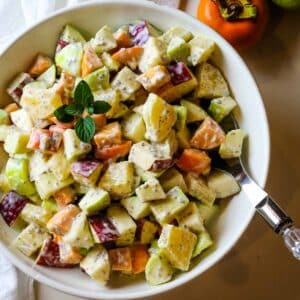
54,80 -> 111,142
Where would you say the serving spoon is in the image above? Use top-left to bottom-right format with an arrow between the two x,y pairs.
214,115 -> 300,260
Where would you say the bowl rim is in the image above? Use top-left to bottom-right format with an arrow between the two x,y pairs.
0,0 -> 270,299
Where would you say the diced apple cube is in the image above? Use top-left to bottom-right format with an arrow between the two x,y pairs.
71,160 -> 103,187
13,223 -> 50,256
80,245 -> 110,285
63,129 -> 92,161
145,251 -> 174,285
185,173 -> 216,206
136,178 -> 166,201
37,65 -> 56,88
143,93 -> 176,142
159,167 -> 187,193
160,26 -> 193,44
20,84 -> 63,123
192,230 -> 213,258
194,62 -> 229,99
91,25 -> 117,54
167,37 -> 190,62
107,205 -> 137,246
139,37 -> 169,73
122,112 -> 146,143
35,172 -> 74,200
5,158 -> 36,197
84,66 -> 110,91
0,191 -> 29,226
154,129 -> 178,157
28,151 -> 49,181
99,162 -> 135,199
137,65 -> 171,92
150,186 -> 189,225
219,129 -> 244,159
36,238 -> 74,267
136,219 -> 158,244
47,204 -> 80,235
20,203 -> 52,227
101,52 -> 121,72
56,24 -> 86,53
129,141 -> 173,172
79,188 -> 110,214
111,67 -> 141,101
173,105 -> 187,131
89,215 -> 120,243
176,202 -> 204,233
6,73 -> 33,103
47,149 -> 71,180
207,169 -> 240,198
158,224 -> 197,271
159,63 -> 197,101
121,196 -> 151,220
4,128 -> 30,155
180,100 -> 207,123
63,212 -> 94,249
0,125 -> 10,142
197,203 -> 220,226
55,42 -> 83,76
188,35 -> 215,66
208,96 -> 237,123
10,109 -> 33,132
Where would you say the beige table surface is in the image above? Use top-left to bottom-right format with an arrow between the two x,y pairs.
36,2 -> 300,300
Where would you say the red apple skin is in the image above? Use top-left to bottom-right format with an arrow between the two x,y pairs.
71,160 -> 101,178
89,215 -> 120,243
0,191 -> 29,226
167,62 -> 192,85
36,238 -> 74,268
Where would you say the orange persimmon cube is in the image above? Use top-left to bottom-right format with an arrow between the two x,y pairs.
94,122 -> 122,148
137,65 -> 171,92
91,114 -> 106,130
81,46 -> 103,78
27,128 -> 63,153
4,103 -> 19,113
28,54 -> 53,77
109,247 -> 132,272
95,141 -> 132,160
112,47 -> 143,66
54,71 -> 75,99
176,148 -> 211,175
131,244 -> 150,274
54,187 -> 77,208
47,204 -> 80,235
190,117 -> 225,150
114,29 -> 132,48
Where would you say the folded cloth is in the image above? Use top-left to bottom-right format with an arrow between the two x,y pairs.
0,1 -> 180,300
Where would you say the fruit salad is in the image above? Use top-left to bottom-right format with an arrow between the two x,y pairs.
0,20 -> 244,286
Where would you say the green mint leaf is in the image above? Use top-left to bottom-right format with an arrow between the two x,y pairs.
75,116 -> 95,143
54,105 -> 74,123
74,80 -> 94,108
93,101 -> 112,114
87,106 -> 94,115
65,104 -> 84,116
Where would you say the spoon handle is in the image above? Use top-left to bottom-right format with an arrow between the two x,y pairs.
255,196 -> 300,260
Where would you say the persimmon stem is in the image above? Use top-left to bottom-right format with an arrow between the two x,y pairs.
216,0 -> 257,20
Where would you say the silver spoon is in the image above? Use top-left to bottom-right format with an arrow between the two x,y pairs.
214,115 -> 300,260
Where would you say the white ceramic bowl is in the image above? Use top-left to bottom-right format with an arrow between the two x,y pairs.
0,1 -> 270,299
